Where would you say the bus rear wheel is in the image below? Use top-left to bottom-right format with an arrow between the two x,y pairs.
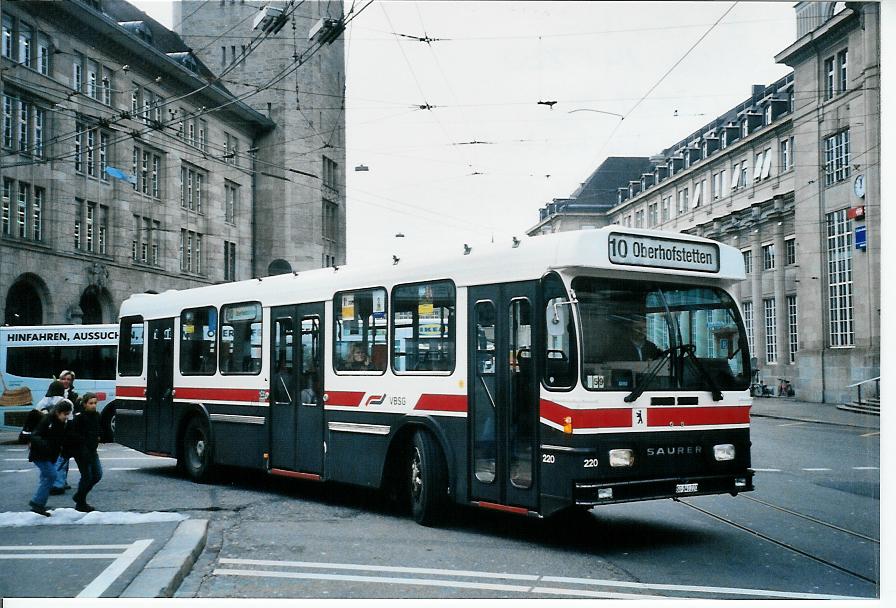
182,417 -> 213,482
409,430 -> 448,526
100,403 -> 117,443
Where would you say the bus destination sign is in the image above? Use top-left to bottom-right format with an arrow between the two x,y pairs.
608,232 -> 719,273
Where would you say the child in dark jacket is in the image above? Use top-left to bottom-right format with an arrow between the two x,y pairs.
66,392 -> 103,512
28,400 -> 73,516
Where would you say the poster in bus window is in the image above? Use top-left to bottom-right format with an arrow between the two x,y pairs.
373,291 -> 386,319
131,324 -> 144,345
250,323 -> 262,345
221,325 -> 234,342
342,295 -> 355,320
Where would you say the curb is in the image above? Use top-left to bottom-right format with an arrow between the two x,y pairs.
120,518 -> 208,598
750,412 -> 880,430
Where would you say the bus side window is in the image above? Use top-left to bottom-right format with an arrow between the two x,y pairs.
220,302 -> 262,375
180,306 -> 217,375
542,272 -> 577,389
119,316 -> 144,376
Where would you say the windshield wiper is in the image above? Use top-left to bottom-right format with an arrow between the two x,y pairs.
623,347 -> 675,403
678,343 -> 724,401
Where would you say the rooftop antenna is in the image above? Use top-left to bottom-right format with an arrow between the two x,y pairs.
463,244 -> 472,255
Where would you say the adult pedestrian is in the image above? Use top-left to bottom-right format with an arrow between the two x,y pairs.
50,370 -> 79,494
19,380 -> 65,444
66,392 -> 102,512
27,399 -> 73,517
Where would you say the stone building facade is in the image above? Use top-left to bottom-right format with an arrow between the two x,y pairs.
1,0 -> 346,326
175,0 -> 347,275
527,2 -> 879,404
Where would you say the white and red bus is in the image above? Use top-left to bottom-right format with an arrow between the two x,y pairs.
114,227 -> 754,524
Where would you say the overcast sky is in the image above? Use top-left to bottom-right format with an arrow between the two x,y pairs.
133,1 -> 797,264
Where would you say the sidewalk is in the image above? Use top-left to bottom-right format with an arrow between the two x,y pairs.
749,396 -> 881,430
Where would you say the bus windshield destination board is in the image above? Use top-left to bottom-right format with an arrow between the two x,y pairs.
608,232 -> 720,273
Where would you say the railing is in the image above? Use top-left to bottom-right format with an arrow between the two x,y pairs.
845,376 -> 880,405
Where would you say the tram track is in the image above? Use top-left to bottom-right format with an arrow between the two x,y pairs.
674,498 -> 878,586
739,494 -> 879,544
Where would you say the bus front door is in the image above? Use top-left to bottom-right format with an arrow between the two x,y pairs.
295,304 -> 324,475
146,319 -> 174,454
468,283 -> 540,512
270,304 -> 325,476
270,308 -> 298,470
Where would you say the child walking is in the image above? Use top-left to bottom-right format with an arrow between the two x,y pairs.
28,400 -> 73,517
66,392 -> 103,512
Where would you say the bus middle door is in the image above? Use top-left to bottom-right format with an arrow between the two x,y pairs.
270,308 -> 299,471
146,319 -> 174,453
295,304 -> 324,476
468,282 -> 540,512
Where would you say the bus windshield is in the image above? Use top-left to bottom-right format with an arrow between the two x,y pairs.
573,277 -> 750,394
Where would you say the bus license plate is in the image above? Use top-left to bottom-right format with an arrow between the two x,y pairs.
675,483 -> 698,494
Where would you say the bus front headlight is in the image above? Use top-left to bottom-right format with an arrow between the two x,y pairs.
714,444 -> 736,461
609,449 -> 634,467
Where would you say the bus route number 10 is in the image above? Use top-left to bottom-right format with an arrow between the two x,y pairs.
608,236 -> 628,259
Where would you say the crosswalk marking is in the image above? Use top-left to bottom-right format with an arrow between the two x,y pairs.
213,558 -> 863,600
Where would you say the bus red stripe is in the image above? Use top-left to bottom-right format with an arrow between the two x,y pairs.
174,387 -> 262,402
116,386 -> 144,398
647,406 -> 750,427
414,394 -> 467,412
325,391 -> 365,407
474,501 -> 530,515
540,399 -> 631,428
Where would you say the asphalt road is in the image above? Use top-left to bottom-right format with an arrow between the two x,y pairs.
0,416 -> 879,599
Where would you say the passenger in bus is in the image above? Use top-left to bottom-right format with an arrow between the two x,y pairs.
27,399 -> 73,517
50,370 -> 79,495
608,314 -> 661,362
300,371 -> 319,405
344,343 -> 372,371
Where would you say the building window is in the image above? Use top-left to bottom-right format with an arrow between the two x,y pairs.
74,219 -> 81,250
99,132 -> 108,179
712,172 -> 721,200
85,201 -> 95,252
32,187 -> 42,241
779,137 -> 793,172
198,119 -> 207,151
740,163 -> 749,189
323,156 -> 338,190
86,129 -> 95,177
693,180 -> 705,208
634,209 -> 644,228
16,182 -> 27,238
2,14 -> 12,59
730,162 -> 741,190
224,181 -> 239,224
824,129 -> 850,186
787,295 -> 798,364
742,250 -> 752,274
1,178 -> 11,235
2,95 -> 12,148
826,209 -> 853,347
764,298 -> 777,364
17,100 -> 30,153
648,202 -> 658,227
37,34 -> 49,75
785,237 -> 796,265
676,188 -> 688,215
322,199 -> 338,240
18,22 -> 32,68
719,169 -> 727,197
180,165 -> 205,212
824,56 -> 835,100
180,229 -> 203,274
224,240 -> 237,281
762,243 -> 775,270
838,49 -> 848,93
661,196 -> 670,222
742,301 -> 754,358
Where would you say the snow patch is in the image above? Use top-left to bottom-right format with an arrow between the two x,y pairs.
0,508 -> 188,527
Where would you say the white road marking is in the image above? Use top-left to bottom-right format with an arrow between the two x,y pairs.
802,468 -> 832,471
4,456 -> 168,462
860,431 -> 880,438
0,553 -> 121,559
778,422 -> 806,427
108,467 -> 140,471
751,468 -> 781,472
214,559 -> 863,600
852,466 -> 879,470
0,544 -> 132,550
77,539 -> 153,598
2,469 -> 31,473
219,558 -> 539,580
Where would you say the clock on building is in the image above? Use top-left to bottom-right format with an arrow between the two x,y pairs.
853,174 -> 866,198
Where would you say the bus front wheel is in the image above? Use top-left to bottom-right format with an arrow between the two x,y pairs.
409,430 -> 448,526
100,403 -> 117,443
182,417 -> 213,482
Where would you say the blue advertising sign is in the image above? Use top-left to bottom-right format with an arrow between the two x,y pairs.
855,225 -> 867,251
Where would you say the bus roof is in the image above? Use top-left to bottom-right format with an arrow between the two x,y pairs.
119,227 -> 745,320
